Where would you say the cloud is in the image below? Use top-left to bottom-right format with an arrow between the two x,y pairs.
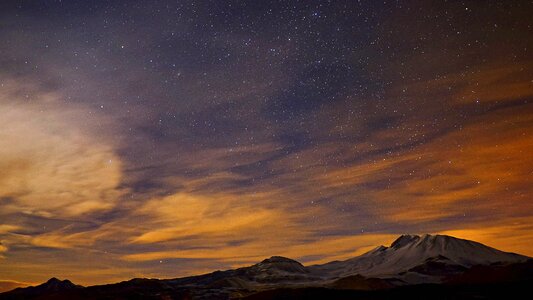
120,189 -> 399,266
452,63 -> 533,104
122,232 -> 398,266
302,103 -> 533,226
127,191 -> 296,247
0,225 -> 20,258
0,225 -> 21,234
0,82 -> 124,218
0,280 -> 31,293
30,230 -> 96,249
131,194 -> 282,244
439,217 -> 533,257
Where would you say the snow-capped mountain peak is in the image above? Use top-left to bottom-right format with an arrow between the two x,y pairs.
309,234 -> 529,283
390,234 -> 421,249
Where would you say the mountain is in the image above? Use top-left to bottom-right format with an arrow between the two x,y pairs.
308,234 -> 529,284
0,278 -> 82,299
36,278 -> 80,292
164,255 -> 322,297
1,234 -> 530,300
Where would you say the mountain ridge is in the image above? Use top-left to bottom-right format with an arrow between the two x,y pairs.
1,234 -> 530,299
308,233 -> 528,283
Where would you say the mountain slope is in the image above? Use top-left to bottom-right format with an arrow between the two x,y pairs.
169,256 -> 318,288
0,278 -> 82,299
308,234 -> 528,283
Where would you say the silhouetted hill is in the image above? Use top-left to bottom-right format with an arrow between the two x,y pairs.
0,278 -> 82,300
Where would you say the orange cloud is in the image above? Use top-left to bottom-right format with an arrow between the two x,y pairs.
122,233 -> 398,266
440,217 -> 533,257
0,83 -> 124,218
0,225 -> 21,234
128,191 -> 300,248
0,280 -> 31,293
453,63 -> 533,104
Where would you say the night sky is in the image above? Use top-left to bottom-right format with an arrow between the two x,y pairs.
1,0 -> 532,286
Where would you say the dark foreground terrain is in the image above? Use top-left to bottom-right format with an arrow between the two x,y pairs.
2,273 -> 532,300
244,281 -> 533,300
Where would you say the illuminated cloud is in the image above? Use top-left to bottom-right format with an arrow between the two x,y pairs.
0,84 -> 123,218
126,191 -> 299,254
0,225 -> 21,234
453,63 -> 533,104
439,217 -> 533,256
122,233 -> 399,265
0,280 -> 31,293
116,189 -> 396,265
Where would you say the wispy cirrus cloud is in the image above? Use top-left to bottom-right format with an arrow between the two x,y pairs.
0,280 -> 31,293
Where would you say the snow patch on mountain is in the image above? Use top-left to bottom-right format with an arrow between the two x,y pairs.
309,234 -> 528,282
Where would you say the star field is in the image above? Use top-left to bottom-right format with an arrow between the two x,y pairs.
0,0 -> 532,286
